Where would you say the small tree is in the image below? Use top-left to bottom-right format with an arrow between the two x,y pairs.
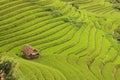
0,61 -> 14,80
64,16 -> 84,29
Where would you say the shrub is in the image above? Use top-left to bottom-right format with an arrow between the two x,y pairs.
113,3 -> 120,10
64,17 -> 84,28
113,26 -> 120,41
0,61 -> 15,80
106,0 -> 120,10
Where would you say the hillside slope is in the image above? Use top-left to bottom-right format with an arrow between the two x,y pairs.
0,0 -> 120,80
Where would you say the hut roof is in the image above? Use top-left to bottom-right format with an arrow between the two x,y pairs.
22,45 -> 39,59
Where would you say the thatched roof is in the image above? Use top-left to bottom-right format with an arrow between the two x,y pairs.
22,45 -> 39,59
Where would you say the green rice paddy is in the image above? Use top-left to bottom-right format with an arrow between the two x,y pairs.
0,0 -> 120,80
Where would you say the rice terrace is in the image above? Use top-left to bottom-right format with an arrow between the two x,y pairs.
0,0 -> 120,80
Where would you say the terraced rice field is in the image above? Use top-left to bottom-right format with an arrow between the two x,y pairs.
0,0 -> 120,80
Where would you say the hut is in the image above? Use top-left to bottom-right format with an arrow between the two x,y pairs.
21,45 -> 39,59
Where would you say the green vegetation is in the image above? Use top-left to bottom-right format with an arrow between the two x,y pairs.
0,0 -> 120,80
107,0 -> 120,10
114,26 -> 120,41
0,60 -> 15,80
